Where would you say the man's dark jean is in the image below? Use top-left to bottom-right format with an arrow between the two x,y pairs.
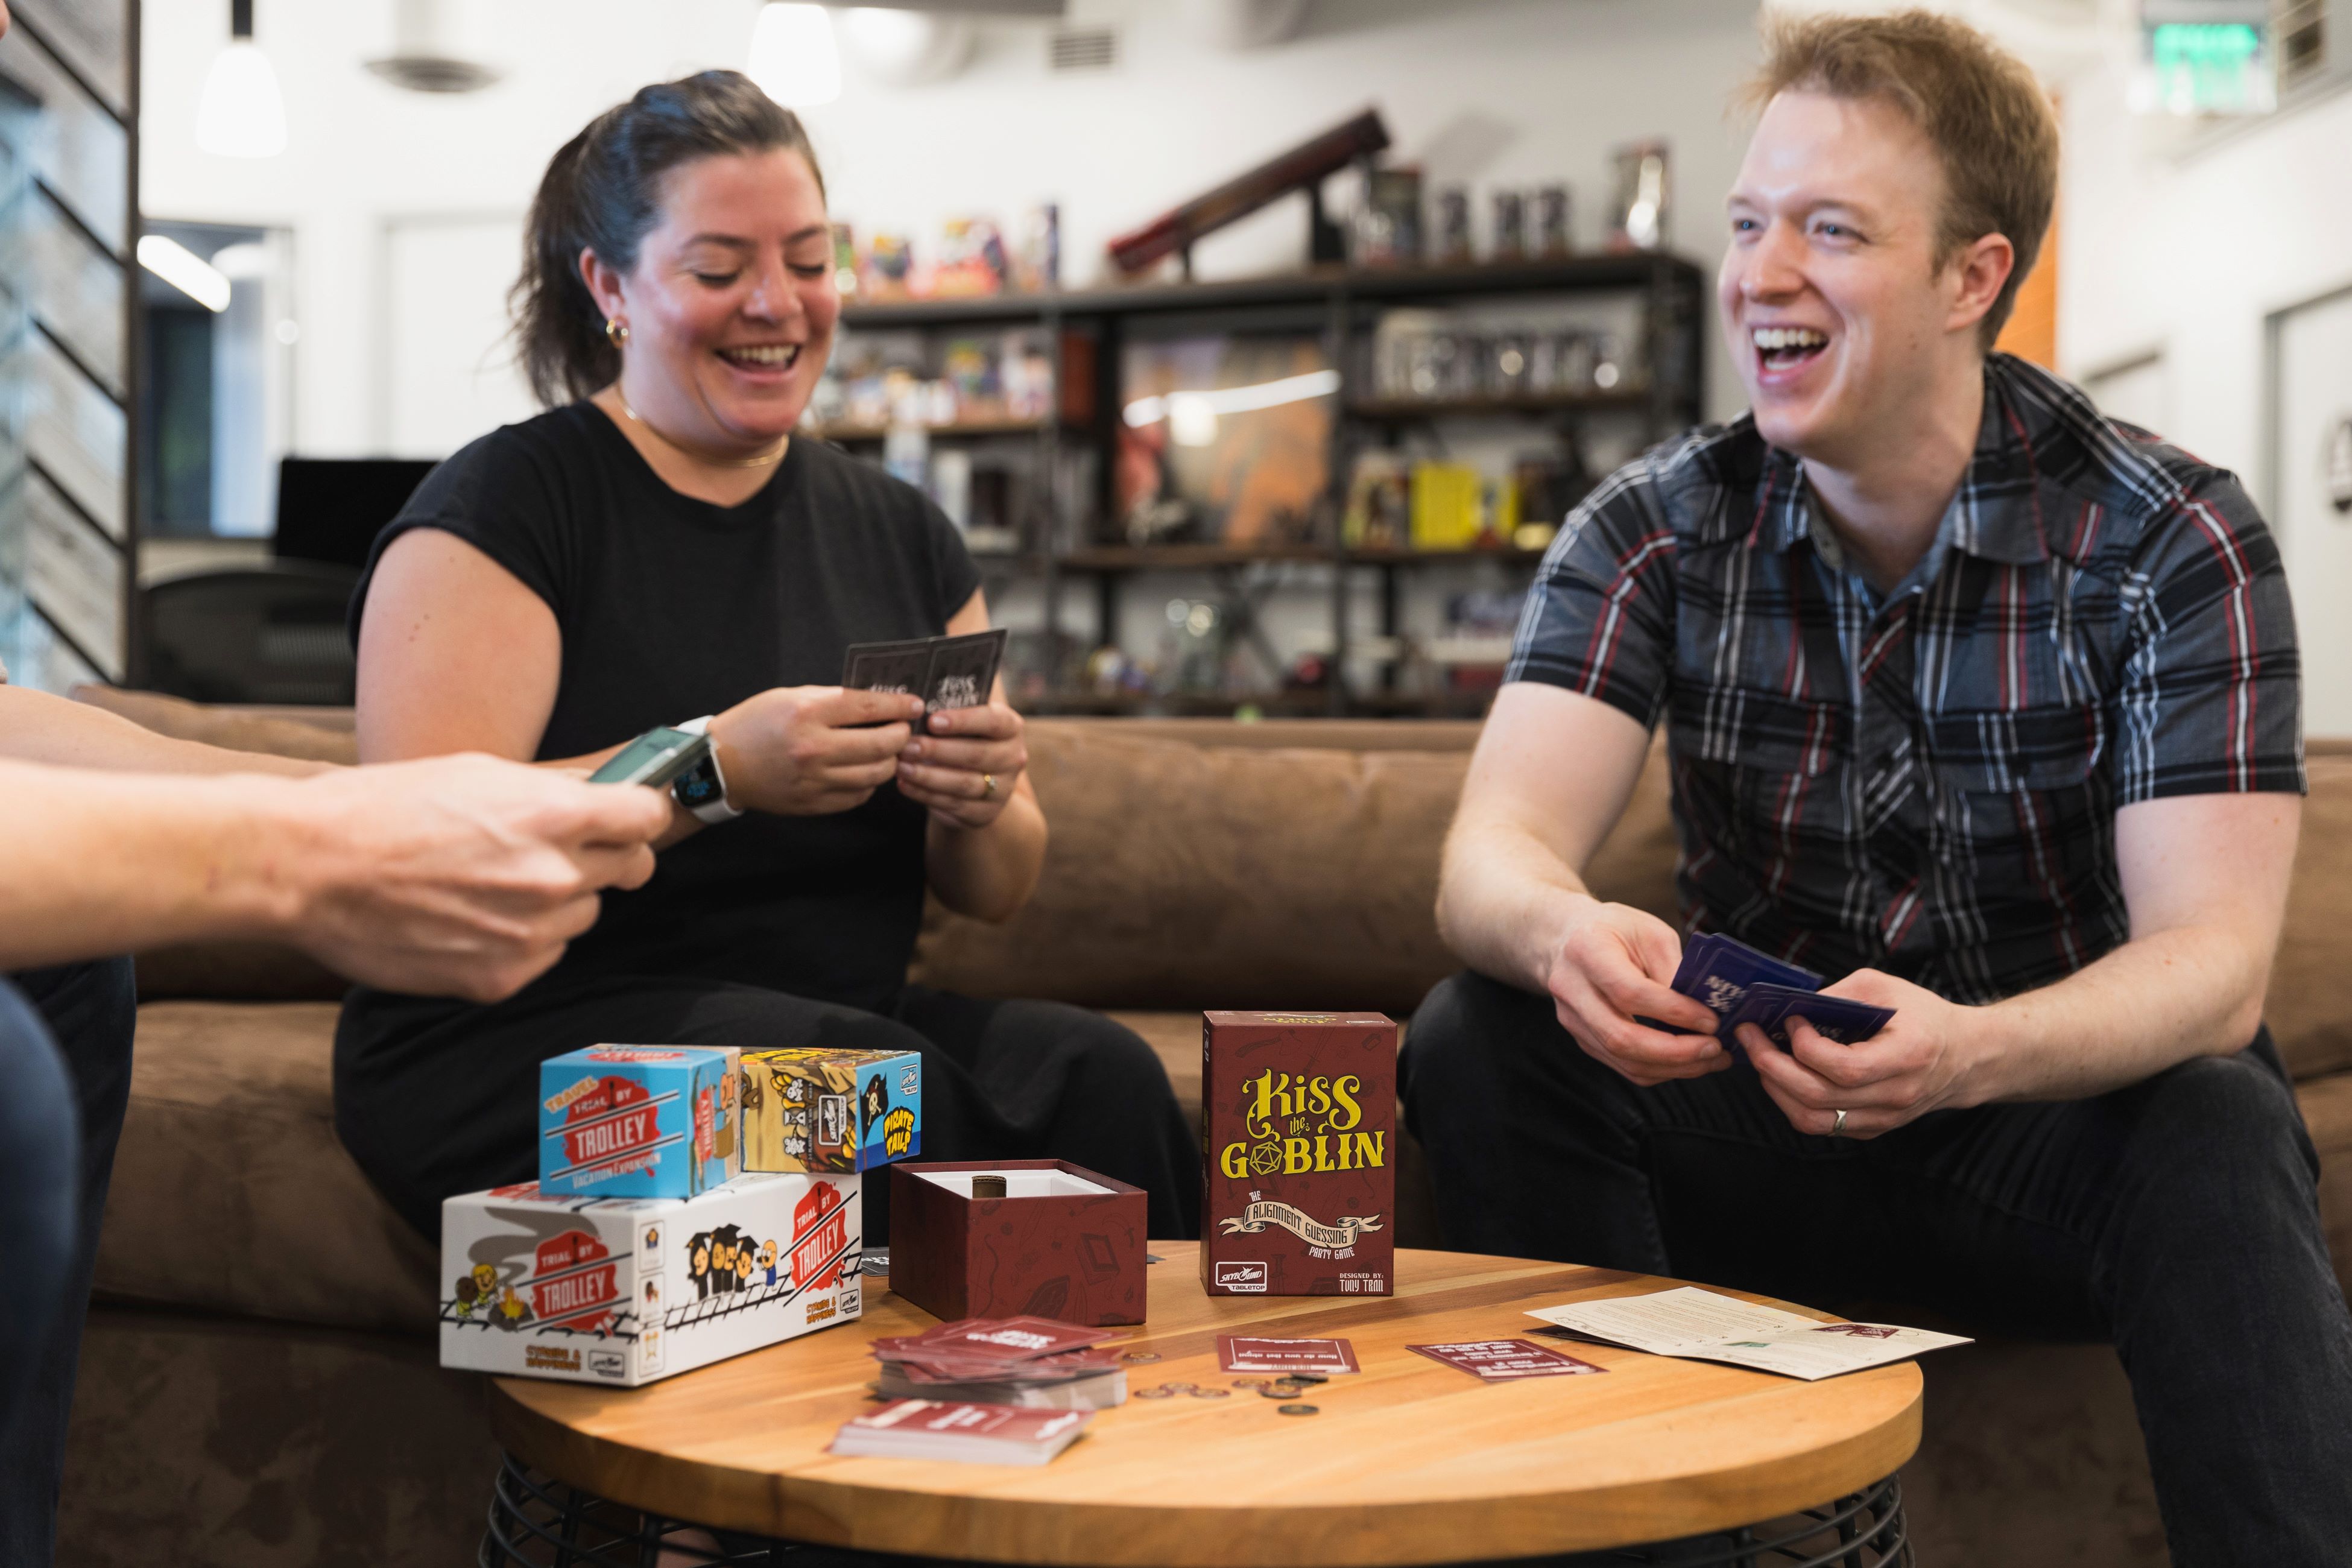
1403,970 -> 2352,1568
0,959 -> 136,1568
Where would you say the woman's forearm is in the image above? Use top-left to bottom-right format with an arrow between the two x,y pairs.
926,794 -> 1047,923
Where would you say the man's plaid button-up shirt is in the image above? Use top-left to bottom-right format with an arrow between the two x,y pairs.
1509,353 -> 2304,1005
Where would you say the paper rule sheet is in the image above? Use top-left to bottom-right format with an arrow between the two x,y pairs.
1527,1286 -> 1968,1381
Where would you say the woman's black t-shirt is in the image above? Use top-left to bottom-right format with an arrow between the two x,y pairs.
344,401 -> 980,1016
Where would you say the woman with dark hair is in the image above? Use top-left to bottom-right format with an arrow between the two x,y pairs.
336,71 -> 1198,1243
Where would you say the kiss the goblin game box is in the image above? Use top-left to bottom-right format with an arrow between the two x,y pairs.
1200,1011 -> 1396,1297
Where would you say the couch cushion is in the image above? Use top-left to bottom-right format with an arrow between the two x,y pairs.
2266,757 -> 2352,1081
913,722 -> 1677,1017
96,1002 -> 437,1333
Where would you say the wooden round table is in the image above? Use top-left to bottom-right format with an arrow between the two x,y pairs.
488,1243 -> 1921,1567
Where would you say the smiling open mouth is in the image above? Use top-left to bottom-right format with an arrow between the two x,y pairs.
719,344 -> 801,371
1753,326 -> 1828,370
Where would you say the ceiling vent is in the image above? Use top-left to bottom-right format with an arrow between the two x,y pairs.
365,0 -> 503,93
1049,27 -> 1117,72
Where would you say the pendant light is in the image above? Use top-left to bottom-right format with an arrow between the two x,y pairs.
195,0 -> 288,158
747,3 -> 842,109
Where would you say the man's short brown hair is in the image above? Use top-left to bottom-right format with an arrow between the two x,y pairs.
1748,8 -> 2059,349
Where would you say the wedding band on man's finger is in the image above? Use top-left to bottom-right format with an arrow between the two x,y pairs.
1830,1108 -> 1848,1138
982,773 -> 997,797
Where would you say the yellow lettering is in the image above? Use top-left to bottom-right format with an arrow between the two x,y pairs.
1307,1077 -> 1333,1118
1346,1130 -> 1385,1169
1283,1137 -> 1312,1174
1327,1075 -> 1364,1131
1220,1142 -> 1250,1180
1312,1136 -> 1337,1172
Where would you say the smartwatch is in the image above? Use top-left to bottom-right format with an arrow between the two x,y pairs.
670,716 -> 742,824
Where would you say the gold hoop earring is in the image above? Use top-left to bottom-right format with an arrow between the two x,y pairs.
605,318 -> 630,348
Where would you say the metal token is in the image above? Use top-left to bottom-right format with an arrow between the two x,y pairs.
1189,1388 -> 1230,1399
1133,1385 -> 1175,1399
1258,1386 -> 1301,1400
1120,1351 -> 1162,1364
1162,1381 -> 1197,1393
1283,1371 -> 1329,1384
1277,1403 -> 1319,1416
1231,1378 -> 1269,1390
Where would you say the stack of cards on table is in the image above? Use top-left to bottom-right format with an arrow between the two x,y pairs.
842,628 -> 1008,713
1527,1286 -> 1970,1381
829,1400 -> 1091,1466
867,1317 -> 1129,1410
1667,934 -> 1894,1047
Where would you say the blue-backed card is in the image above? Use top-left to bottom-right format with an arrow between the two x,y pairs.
1669,935 -> 1824,1024
1731,984 -> 1894,1049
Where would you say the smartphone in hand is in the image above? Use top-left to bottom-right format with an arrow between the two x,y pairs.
587,727 -> 710,789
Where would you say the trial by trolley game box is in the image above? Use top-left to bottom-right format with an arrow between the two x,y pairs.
440,1171 -> 861,1386
1200,1011 -> 1397,1297
536,1045 -> 741,1200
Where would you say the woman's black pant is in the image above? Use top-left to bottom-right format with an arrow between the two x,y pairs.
337,977 -> 1200,1242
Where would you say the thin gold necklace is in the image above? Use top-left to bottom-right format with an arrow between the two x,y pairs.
614,390 -> 789,470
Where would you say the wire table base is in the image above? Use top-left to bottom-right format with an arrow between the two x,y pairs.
481,1451 -> 1911,1568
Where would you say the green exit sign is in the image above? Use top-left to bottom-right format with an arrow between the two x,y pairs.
2142,5 -> 2275,115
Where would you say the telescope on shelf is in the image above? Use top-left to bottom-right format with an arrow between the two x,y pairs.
1106,107 -> 1392,279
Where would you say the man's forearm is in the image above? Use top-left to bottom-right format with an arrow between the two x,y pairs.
1968,925 -> 2272,1104
0,686 -> 326,777
1435,817 -> 1601,994
0,762 -> 306,969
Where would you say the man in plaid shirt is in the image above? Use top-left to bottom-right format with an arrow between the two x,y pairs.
1403,13 -> 2351,1561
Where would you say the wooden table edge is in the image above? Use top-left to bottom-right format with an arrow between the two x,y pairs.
487,1364 -> 1923,1566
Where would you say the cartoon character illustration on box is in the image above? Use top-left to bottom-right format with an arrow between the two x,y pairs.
860,1073 -> 887,1141
496,1285 -> 531,1328
453,1275 -> 480,1320
688,1233 -> 715,1301
734,1241 -> 756,1293
756,1239 -> 780,1286
739,1067 -> 763,1115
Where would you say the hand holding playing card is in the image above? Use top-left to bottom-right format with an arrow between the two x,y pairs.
896,698 -> 1028,830
1742,969 -> 1976,1139
1544,899 -> 1732,1087
704,686 -> 923,818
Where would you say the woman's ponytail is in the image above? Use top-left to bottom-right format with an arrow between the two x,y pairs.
508,72 -> 825,408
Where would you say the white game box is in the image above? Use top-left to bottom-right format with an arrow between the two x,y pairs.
440,1171 -> 861,1386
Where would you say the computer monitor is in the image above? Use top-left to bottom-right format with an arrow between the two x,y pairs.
273,457 -> 438,569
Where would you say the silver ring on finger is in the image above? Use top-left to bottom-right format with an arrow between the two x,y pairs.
981,773 -> 997,797
1830,1108 -> 1848,1139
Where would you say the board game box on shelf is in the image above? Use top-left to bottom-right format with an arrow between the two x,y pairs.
740,1046 -> 922,1174
537,1045 -> 741,1200
439,1171 -> 860,1386
1200,1011 -> 1396,1297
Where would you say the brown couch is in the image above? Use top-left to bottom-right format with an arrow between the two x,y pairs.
55,689 -> 2352,1567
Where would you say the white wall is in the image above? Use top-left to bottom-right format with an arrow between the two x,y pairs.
142,0 -> 1762,458
2056,9 -> 2352,732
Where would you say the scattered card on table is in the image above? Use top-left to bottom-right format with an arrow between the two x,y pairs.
923,628 -> 1008,712
1216,1335 -> 1361,1375
1408,1340 -> 1607,1380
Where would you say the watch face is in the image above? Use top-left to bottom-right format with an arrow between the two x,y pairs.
674,763 -> 721,808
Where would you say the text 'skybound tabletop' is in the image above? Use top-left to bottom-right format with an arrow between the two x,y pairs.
488,1244 -> 1923,1567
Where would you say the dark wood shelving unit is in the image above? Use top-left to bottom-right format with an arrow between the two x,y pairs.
821,253 -> 1705,718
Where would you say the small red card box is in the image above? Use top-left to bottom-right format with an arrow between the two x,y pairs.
1201,1011 -> 1396,1297
887,1160 -> 1147,1326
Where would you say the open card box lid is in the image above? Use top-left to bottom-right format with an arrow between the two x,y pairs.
887,1160 -> 1149,1327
